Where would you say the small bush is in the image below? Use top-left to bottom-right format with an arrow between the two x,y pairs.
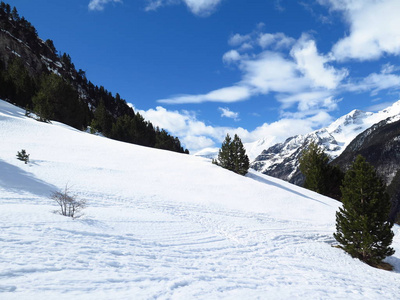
51,185 -> 86,218
16,149 -> 30,164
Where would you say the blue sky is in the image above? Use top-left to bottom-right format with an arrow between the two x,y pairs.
8,0 -> 400,152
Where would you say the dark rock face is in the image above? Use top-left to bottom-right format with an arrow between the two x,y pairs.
332,118 -> 400,186
0,30 -> 44,75
332,117 -> 400,219
251,130 -> 339,186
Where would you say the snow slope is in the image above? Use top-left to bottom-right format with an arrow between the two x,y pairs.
1,100 -> 400,299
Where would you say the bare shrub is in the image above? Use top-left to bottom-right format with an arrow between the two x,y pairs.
51,185 -> 86,218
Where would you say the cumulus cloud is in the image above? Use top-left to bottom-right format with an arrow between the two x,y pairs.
258,32 -> 295,49
219,107 -> 240,121
183,0 -> 222,16
290,35 -> 348,90
134,105 -> 331,153
135,106 -> 227,151
228,33 -> 252,47
222,50 -> 241,64
158,30 -> 346,124
320,0 -> 400,61
145,0 -> 222,16
88,0 -> 122,11
240,51 -> 308,95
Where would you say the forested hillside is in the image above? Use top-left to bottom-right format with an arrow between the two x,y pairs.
0,1 -> 188,154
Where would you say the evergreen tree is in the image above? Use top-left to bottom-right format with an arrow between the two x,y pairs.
231,134 -> 250,176
299,141 -> 329,194
90,100 -> 113,135
214,134 -> 249,176
214,133 -> 233,170
334,155 -> 394,266
16,149 -> 29,164
299,141 -> 344,200
5,57 -> 36,108
33,73 -> 86,128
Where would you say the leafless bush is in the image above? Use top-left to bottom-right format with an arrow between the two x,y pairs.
51,185 -> 86,218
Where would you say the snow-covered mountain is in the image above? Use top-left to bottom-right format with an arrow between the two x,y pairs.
251,100 -> 400,185
2,99 -> 400,299
332,116 -> 400,220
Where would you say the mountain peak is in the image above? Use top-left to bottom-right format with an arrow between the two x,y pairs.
251,100 -> 400,185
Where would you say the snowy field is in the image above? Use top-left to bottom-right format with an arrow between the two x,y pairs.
1,99 -> 400,299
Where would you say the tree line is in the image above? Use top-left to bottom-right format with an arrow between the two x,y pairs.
0,2 -> 188,154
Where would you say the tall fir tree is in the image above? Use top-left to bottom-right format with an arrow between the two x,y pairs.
299,141 -> 344,200
213,134 -> 249,176
231,134 -> 250,176
334,155 -> 394,266
299,141 -> 329,194
214,133 -> 233,170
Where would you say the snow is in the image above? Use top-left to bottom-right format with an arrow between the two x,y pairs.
325,100 -> 400,157
245,137 -> 273,161
1,99 -> 400,299
193,147 -> 219,160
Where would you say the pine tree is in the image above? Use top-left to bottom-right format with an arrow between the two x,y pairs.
213,134 -> 249,176
299,141 -> 344,200
214,133 -> 233,170
232,134 -> 250,176
334,155 -> 394,266
299,141 -> 329,194
16,149 -> 29,164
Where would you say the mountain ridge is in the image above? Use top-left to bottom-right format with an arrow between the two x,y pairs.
251,100 -> 400,185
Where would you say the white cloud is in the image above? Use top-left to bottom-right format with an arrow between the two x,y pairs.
345,72 -> 400,96
183,0 -> 222,16
145,0 -> 222,16
222,50 -> 241,64
144,0 -> 165,11
366,101 -> 398,112
240,51 -> 307,95
158,31 -> 346,119
320,0 -> 400,61
219,107 -> 240,121
258,32 -> 295,49
135,106 -> 227,151
228,31 -> 294,52
158,86 -> 252,104
290,35 -> 348,90
229,33 -> 252,46
88,0 -> 122,11
134,105 -> 332,153
278,91 -> 339,113
381,63 -> 400,74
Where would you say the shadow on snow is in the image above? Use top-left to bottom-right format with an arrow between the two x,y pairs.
0,159 -> 57,198
247,171 -> 330,206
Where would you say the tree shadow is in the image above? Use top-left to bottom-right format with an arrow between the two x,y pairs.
385,254 -> 400,273
247,171 -> 330,206
0,159 -> 57,198
0,100 -> 26,120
